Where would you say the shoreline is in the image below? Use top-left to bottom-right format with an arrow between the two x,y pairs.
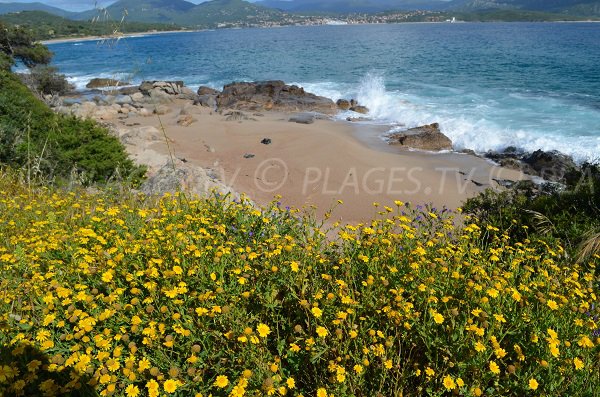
40,29 -> 198,45
61,89 -> 528,222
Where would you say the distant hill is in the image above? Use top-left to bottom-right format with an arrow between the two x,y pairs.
256,0 -> 600,15
75,0 -> 285,27
256,0 -> 449,13
0,10 -> 181,40
444,0 -> 600,15
0,1 -> 76,18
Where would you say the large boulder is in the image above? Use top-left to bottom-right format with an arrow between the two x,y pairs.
522,150 -> 577,182
388,123 -> 453,151
216,81 -> 337,114
198,86 -> 220,95
140,162 -> 235,199
86,78 -> 129,89
336,99 -> 351,110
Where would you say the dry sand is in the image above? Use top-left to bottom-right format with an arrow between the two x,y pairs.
115,100 -> 526,223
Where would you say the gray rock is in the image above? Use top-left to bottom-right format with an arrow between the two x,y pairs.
350,105 -> 369,114
336,99 -> 351,110
198,86 -> 220,95
86,78 -> 129,89
177,114 -> 196,127
216,81 -> 337,114
289,113 -> 315,124
153,105 -> 171,115
388,123 -> 453,151
113,95 -> 132,105
522,150 -> 577,182
194,95 -> 217,108
131,92 -> 145,102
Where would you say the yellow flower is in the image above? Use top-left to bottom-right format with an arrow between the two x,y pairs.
383,359 -> 393,369
547,300 -> 559,310
573,357 -> 584,370
475,341 -> 486,352
286,378 -> 295,389
214,375 -> 229,388
489,361 -> 500,375
353,364 -> 363,374
163,379 -> 178,394
443,375 -> 456,390
431,311 -> 444,324
257,323 -> 271,338
425,367 -> 435,376
311,307 -> 323,318
456,378 -> 465,387
316,388 -> 328,397
316,326 -> 328,338
125,384 -> 140,397
529,378 -> 539,390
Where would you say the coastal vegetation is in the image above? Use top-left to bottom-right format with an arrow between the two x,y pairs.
0,11 -> 182,41
0,172 -> 599,397
0,31 -> 144,185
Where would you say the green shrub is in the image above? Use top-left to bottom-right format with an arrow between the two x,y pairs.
0,70 -> 144,185
463,165 -> 600,253
26,65 -> 73,96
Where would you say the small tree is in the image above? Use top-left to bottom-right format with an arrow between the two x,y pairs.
0,22 -> 52,68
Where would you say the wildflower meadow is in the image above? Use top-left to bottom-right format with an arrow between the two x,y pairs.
0,173 -> 598,396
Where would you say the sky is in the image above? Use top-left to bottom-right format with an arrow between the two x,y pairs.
0,0 -> 258,12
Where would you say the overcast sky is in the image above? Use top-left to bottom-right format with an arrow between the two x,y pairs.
0,0 -> 258,12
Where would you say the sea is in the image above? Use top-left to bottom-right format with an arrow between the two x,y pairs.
46,22 -> 600,163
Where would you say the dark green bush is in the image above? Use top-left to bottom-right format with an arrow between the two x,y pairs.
26,65 -> 73,96
0,70 -> 145,185
463,165 -> 600,252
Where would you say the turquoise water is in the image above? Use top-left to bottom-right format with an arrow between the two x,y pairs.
47,23 -> 600,162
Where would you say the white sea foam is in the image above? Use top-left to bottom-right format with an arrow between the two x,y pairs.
299,73 -> 600,164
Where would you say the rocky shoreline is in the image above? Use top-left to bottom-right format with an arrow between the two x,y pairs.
49,79 -> 584,195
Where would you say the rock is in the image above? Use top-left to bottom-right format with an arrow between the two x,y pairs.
194,95 -> 217,108
336,99 -> 351,110
149,89 -> 174,104
243,154 -> 255,159
261,138 -> 272,145
118,126 -> 164,146
131,92 -> 145,102
72,101 -> 97,118
177,114 -> 196,127
153,105 -> 171,115
138,108 -> 152,117
522,150 -> 577,182
224,111 -> 250,122
140,81 -> 187,97
388,123 -> 453,151
216,81 -> 337,114
198,86 -> 220,95
140,162 -> 234,198
350,105 -> 369,114
346,117 -> 371,122
94,107 -> 119,120
117,86 -> 141,96
86,78 -> 129,89
113,95 -> 132,105
289,113 -> 315,124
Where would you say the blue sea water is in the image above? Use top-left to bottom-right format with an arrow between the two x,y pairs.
47,22 -> 600,162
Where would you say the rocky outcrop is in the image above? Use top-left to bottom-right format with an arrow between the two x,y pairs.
485,148 -> 577,183
86,78 -> 129,89
140,162 -> 236,199
388,123 -> 453,151
336,99 -> 351,110
197,86 -> 220,96
350,105 -> 369,114
216,81 -> 337,114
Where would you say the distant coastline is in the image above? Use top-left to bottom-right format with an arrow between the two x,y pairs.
40,29 -> 197,45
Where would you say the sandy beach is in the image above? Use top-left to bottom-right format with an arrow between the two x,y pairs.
40,29 -> 197,45
107,99 -> 526,223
